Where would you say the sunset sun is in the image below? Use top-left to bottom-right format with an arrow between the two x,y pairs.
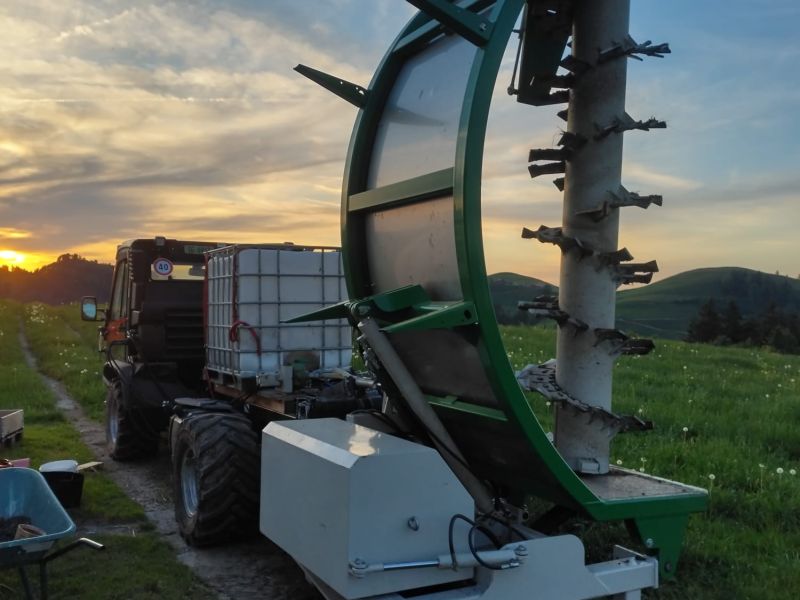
0,250 -> 26,267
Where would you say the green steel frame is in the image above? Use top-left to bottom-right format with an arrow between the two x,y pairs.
311,0 -> 708,578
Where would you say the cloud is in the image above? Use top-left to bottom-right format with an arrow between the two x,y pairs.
624,162 -> 703,192
0,228 -> 32,239
0,0 -> 796,287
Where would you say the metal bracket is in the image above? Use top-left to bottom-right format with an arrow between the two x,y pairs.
576,185 -> 663,221
517,361 -> 652,433
293,64 -> 369,109
594,329 -> 656,356
594,113 -> 667,140
553,177 -> 565,191
598,34 -> 671,63
405,0 -> 493,47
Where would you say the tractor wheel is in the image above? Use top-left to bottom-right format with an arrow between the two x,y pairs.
172,412 -> 260,546
105,380 -> 160,461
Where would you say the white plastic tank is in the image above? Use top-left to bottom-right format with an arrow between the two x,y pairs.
205,244 -> 351,388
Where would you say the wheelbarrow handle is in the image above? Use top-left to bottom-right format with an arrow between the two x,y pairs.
44,538 -> 105,563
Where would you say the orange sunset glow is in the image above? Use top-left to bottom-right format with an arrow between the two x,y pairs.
0,1 -> 796,283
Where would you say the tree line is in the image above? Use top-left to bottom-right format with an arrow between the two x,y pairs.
686,299 -> 800,354
0,254 -> 112,305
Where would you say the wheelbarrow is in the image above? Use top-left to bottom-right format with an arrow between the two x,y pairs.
0,467 -> 104,599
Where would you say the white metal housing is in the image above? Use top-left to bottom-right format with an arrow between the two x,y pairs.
260,419 -> 474,599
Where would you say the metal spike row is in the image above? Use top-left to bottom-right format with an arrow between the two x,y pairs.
559,55 -> 592,76
610,186 -> 663,209
531,91 -> 570,106
528,133 -> 586,165
557,108 -> 569,122
528,162 -> 565,178
523,227 -> 642,270
557,131 -> 588,153
593,329 -> 656,357
517,300 -> 588,333
553,177 -> 565,191
596,247 -> 635,266
521,225 -> 592,257
549,90 -> 570,104
529,148 -> 569,162
594,113 -> 667,140
618,273 -> 654,285
575,185 -> 664,221
516,362 -> 653,433
594,328 -> 628,343
598,35 -> 671,64
542,74 -> 576,89
612,260 -> 659,286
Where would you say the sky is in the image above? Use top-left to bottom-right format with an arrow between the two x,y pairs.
0,0 -> 797,286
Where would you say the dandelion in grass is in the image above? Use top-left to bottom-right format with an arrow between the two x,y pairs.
616,459 -> 623,466
682,427 -> 689,433
639,467 -> 646,473
776,467 -> 784,475
790,469 -> 797,476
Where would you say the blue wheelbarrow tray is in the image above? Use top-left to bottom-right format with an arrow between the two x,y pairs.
0,468 -> 76,562
0,467 -> 103,599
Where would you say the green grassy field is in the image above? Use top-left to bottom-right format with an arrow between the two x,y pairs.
4,302 -> 800,598
0,301 -> 214,599
503,324 -> 800,599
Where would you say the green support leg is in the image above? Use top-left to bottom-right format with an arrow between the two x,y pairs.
627,514 -> 689,580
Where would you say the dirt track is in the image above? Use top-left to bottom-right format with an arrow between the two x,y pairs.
19,326 -> 320,600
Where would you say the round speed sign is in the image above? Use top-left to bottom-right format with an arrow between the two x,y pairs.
152,257 -> 174,277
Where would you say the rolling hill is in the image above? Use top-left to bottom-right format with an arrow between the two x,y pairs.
0,254 -> 113,304
489,267 -> 800,339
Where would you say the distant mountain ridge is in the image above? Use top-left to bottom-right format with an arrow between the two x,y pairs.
0,254 -> 113,304
489,267 -> 800,338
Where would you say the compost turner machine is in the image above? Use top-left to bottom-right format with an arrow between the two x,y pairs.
261,2 -> 708,599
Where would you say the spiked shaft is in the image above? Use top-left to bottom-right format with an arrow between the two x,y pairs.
555,0 -> 631,474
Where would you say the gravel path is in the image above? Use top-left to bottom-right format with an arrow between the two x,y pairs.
18,324 -> 320,600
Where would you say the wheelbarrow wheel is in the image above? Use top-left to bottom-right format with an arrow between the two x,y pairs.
172,411 -> 260,546
106,380 -> 160,461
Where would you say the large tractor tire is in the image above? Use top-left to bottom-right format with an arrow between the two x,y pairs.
172,411 -> 260,546
106,380 -> 160,461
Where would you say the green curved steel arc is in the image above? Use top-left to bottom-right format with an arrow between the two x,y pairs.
340,0 -> 706,537
453,0 -> 599,506
343,0 -> 596,508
